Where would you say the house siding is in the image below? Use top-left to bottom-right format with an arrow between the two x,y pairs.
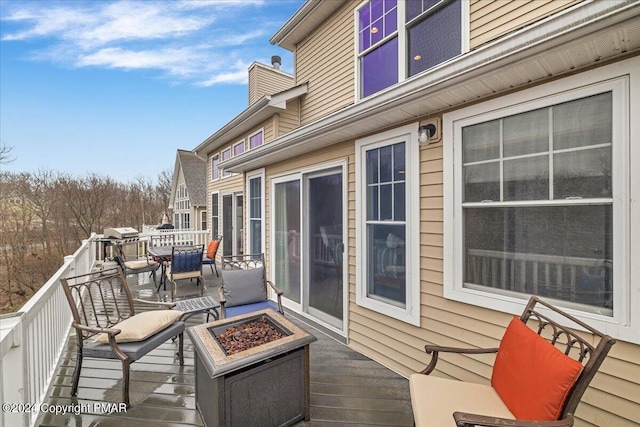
469,0 -> 583,49
248,63 -> 294,105
295,0 -> 355,126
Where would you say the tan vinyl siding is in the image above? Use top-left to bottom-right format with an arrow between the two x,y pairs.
277,98 -> 301,136
248,63 -> 294,105
345,123 -> 640,427
470,0 -> 583,49
295,1 -> 355,126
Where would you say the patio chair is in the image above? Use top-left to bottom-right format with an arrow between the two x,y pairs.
218,253 -> 284,319
112,241 -> 160,285
202,235 -> 222,276
166,245 -> 205,300
60,267 -> 185,407
410,296 -> 616,427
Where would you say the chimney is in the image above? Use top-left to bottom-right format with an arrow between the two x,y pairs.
271,55 -> 282,70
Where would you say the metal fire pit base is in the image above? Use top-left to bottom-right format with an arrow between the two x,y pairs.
187,310 -> 317,427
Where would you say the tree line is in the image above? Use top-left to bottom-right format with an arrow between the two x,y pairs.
0,168 -> 172,312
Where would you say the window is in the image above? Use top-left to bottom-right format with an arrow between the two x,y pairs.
246,169 -> 265,254
356,123 -> 420,325
444,62 -> 636,342
233,140 -> 245,156
356,0 -> 464,99
211,154 -> 220,181
249,129 -> 264,149
211,192 -> 219,238
221,148 -> 232,177
201,211 -> 207,231
182,213 -> 190,230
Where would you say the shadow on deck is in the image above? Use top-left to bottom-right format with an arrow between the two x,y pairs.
38,268 -> 414,426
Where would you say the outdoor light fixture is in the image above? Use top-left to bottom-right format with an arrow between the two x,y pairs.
418,124 -> 436,145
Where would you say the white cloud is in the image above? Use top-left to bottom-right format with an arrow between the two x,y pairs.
1,0 -> 288,86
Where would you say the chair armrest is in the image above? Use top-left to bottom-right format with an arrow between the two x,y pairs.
72,322 -> 121,337
266,280 -> 284,296
419,345 -> 499,375
453,412 -> 574,427
218,287 -> 227,305
132,299 -> 176,309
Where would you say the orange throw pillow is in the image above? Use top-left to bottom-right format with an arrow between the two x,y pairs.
491,316 -> 583,421
206,240 -> 220,259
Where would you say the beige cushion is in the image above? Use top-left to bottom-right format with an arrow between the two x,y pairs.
124,259 -> 158,269
410,374 -> 514,427
166,265 -> 202,281
95,310 -> 184,343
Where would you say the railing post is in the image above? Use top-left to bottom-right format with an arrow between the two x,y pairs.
0,312 -> 27,427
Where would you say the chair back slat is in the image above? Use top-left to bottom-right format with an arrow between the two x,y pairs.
222,253 -> 265,271
520,296 -> 616,419
61,267 -> 135,339
171,245 -> 204,273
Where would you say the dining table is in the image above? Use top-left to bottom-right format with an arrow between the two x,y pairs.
147,245 -> 199,292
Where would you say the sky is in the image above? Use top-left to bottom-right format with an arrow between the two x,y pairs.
0,0 -> 303,183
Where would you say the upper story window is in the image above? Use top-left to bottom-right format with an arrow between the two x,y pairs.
221,147 -> 232,177
249,129 -> 264,149
211,154 -> 220,181
233,140 -> 245,156
356,0 -> 464,99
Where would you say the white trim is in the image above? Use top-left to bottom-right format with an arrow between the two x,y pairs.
355,122 -> 420,326
443,59 -> 639,344
246,168 -> 266,254
210,153 -> 220,181
248,128 -> 265,150
210,191 -> 220,239
220,147 -> 232,178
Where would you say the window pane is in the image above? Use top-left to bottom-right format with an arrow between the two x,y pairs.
553,92 -> 612,150
250,219 -> 261,253
359,3 -> 370,32
503,108 -> 549,157
503,156 -> 549,201
371,0 -> 383,22
385,7 -> 397,35
367,185 -> 379,220
554,147 -> 612,199
464,162 -> 500,202
394,182 -> 405,221
234,143 -> 244,156
463,205 -> 612,310
408,0 -> 461,76
393,142 -> 405,180
367,149 -> 379,184
362,37 -> 398,97
371,17 -> 384,45
379,145 -> 393,183
367,224 -> 406,305
462,120 -> 500,163
249,132 -> 263,149
380,183 -> 393,220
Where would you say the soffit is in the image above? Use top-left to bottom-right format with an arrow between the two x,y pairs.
224,1 -> 640,173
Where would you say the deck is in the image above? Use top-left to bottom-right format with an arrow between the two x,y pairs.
37,267 -> 414,426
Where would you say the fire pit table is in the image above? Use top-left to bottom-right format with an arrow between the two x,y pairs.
187,309 -> 317,427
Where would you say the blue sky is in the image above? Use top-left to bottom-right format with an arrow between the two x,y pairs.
0,0 -> 303,182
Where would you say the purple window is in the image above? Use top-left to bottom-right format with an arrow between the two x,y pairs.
221,149 -> 231,161
358,0 -> 397,53
211,155 -> 219,180
234,141 -> 245,156
249,131 -> 263,149
361,37 -> 398,98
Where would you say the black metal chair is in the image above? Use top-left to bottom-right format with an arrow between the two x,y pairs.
61,267 -> 184,407
112,241 -> 160,285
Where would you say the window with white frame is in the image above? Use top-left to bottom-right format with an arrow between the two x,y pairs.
356,0 -> 464,99
249,129 -> 264,149
444,64 -> 636,342
221,148 -> 232,177
246,169 -> 265,254
211,154 -> 220,181
233,140 -> 245,156
211,192 -> 220,238
356,123 -> 420,325
201,211 -> 207,231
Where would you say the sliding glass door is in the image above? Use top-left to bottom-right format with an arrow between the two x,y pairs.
273,180 -> 301,303
222,193 -> 243,256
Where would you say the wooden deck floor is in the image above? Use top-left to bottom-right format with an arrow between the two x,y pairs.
37,269 -> 414,426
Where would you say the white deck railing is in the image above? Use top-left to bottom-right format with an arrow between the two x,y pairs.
0,236 -> 95,427
0,229 -> 208,427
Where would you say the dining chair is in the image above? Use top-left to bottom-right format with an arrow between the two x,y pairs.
202,235 -> 222,276
166,245 -> 205,300
112,241 -> 160,285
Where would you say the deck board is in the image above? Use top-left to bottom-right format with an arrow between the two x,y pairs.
37,269 -> 413,426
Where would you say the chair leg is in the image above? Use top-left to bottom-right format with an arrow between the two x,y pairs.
178,332 -> 184,365
71,344 -> 83,396
121,359 -> 131,407
209,263 -> 214,274
214,262 -> 219,277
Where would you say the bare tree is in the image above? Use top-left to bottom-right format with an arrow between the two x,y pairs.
0,140 -> 15,165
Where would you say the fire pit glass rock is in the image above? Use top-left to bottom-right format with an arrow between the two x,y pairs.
212,315 -> 286,355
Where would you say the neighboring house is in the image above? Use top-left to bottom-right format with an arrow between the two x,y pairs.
193,1 -> 640,425
169,149 -> 207,231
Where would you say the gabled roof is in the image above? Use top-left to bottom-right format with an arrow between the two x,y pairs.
172,149 -> 206,207
192,83 -> 308,157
